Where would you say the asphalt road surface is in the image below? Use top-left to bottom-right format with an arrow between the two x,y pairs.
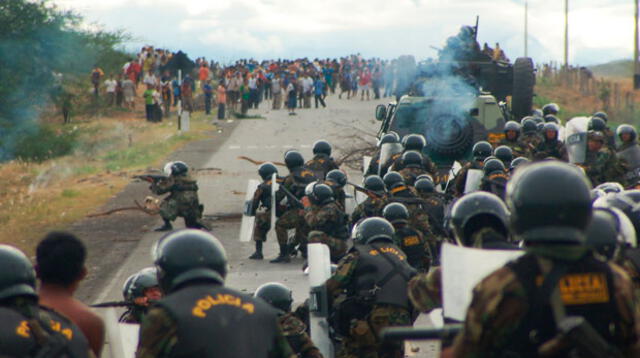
86,94 -> 441,357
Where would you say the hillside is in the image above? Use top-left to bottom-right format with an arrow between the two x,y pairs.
589,59 -> 634,79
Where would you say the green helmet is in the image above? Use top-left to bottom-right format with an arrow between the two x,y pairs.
506,161 -> 592,244
0,245 -> 37,301
153,230 -> 228,293
125,267 -> 159,301
254,282 -> 293,313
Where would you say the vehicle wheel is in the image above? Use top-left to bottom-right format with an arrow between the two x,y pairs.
424,113 -> 474,159
511,57 -> 535,120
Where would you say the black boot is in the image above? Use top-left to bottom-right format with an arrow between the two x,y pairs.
270,244 -> 290,263
249,241 -> 263,260
154,219 -> 173,232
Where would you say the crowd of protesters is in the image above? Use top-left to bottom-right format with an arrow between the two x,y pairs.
91,49 -> 404,121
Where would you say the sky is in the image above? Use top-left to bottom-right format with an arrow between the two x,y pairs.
52,0 -> 634,66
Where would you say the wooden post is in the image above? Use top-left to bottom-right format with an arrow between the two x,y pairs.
564,0 -> 569,68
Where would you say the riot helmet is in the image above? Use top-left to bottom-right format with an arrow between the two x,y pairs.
354,217 -> 395,245
378,132 -> 400,147
416,174 -> 434,182
494,145 -> 513,165
415,178 -> 435,194
521,118 -> 538,134
153,229 -> 228,293
126,267 -> 160,302
307,183 -> 334,205
383,171 -> 405,190
382,202 -> 410,225
170,161 -> 189,176
543,114 -> 560,124
504,121 -> 521,141
587,130 -> 605,143
472,141 -> 493,161
585,208 -> 619,260
592,111 -> 609,123
449,192 -> 510,247
595,182 -> 624,195
616,124 -> 637,143
542,103 -> 560,116
258,162 -> 278,181
163,161 -> 174,176
402,134 -> 427,151
531,109 -> 544,118
312,140 -> 332,156
284,150 -> 305,169
0,245 -> 37,301
254,282 -> 293,313
483,158 -> 505,175
593,190 -> 640,236
364,175 -> 386,194
326,169 -> 347,188
401,151 -> 423,169
509,157 -> 530,171
588,117 -> 607,132
542,123 -> 560,141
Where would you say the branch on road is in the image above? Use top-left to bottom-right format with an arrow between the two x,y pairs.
86,197 -> 160,217
237,156 -> 286,167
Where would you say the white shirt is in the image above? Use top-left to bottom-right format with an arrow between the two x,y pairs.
143,73 -> 157,86
104,79 -> 117,93
301,77 -> 313,93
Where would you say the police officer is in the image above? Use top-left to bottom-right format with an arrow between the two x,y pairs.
0,245 -> 91,357
383,203 -> 431,272
326,218 -> 416,358
448,161 -> 640,357
254,283 -> 323,358
479,158 -> 509,200
274,150 -> 316,263
121,267 -> 162,323
350,175 -> 387,228
305,140 -> 339,180
396,151 -> 428,186
304,183 -> 349,262
534,122 -> 568,161
365,132 -> 400,177
454,141 -> 492,197
589,116 -> 616,150
414,177 -> 448,241
617,124 -> 638,152
152,161 -> 208,231
616,125 -> 640,187
542,102 -> 560,117
325,169 -> 347,210
493,145 -> 513,167
136,230 -> 295,358
518,117 -> 543,158
499,121 -> 526,157
249,163 -> 282,260
584,207 -> 636,262
509,156 -> 530,173
383,172 -> 431,238
390,134 -> 436,175
583,130 -> 626,187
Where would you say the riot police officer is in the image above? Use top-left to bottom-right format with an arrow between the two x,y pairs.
589,116 -> 616,150
0,245 -> 91,357
390,134 -> 436,175
616,125 -> 640,188
303,183 -> 349,262
493,145 -> 513,167
383,172 -> 431,238
326,218 -> 416,358
325,169 -> 347,210
542,102 -> 560,116
447,161 -> 640,357
383,203 -> 431,272
583,130 -> 626,187
254,283 -> 323,358
249,162 -> 282,260
121,267 -> 162,323
518,117 -> 543,158
306,140 -> 339,180
152,161 -> 208,231
350,175 -> 387,227
365,132 -> 400,177
136,230 -> 294,358
499,121 -> 526,157
534,122 -> 568,161
454,141 -> 492,197
397,151 -> 428,186
479,158 -> 509,200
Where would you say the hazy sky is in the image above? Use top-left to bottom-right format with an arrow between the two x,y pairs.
53,0 -> 633,66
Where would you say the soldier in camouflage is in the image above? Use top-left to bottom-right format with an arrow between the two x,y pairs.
351,175 -> 387,228
255,283 -> 323,358
325,169 -> 347,210
383,172 -> 431,238
447,161 -> 640,357
616,125 -> 640,187
120,267 -> 162,324
249,163 -> 283,260
534,122 -> 568,161
382,203 -> 431,272
583,130 -> 627,187
389,134 -> 436,176
498,121 -> 527,158
396,151 -> 429,186
453,141 -> 491,197
303,183 -> 349,262
365,132 -> 400,177
326,218 -> 416,358
152,161 -> 208,231
517,117 -> 543,158
305,140 -> 339,180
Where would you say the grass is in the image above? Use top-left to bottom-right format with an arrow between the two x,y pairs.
0,111 -> 214,255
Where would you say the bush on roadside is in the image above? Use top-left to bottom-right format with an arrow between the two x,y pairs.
14,125 -> 79,162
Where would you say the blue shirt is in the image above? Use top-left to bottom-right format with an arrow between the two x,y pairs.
314,80 -> 324,95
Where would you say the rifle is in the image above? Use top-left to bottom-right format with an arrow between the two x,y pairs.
279,185 -> 304,209
133,174 -> 168,183
347,182 -> 383,199
90,301 -> 135,308
380,324 -> 463,342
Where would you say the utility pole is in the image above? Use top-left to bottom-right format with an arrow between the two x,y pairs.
524,0 -> 529,57
635,0 -> 640,89
564,0 -> 569,68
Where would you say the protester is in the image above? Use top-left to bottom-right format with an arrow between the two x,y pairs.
216,80 -> 227,120
203,80 -> 213,115
104,75 -> 117,106
314,76 -> 326,108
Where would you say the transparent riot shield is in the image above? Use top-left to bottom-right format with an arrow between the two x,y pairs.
378,142 -> 403,176
565,117 -> 590,164
308,243 -> 334,358
239,179 -> 260,242
463,169 -> 483,194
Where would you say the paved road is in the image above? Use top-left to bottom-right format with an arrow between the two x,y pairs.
90,94 -> 440,357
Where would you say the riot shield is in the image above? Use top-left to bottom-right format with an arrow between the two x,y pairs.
617,144 -> 640,170
362,155 -> 372,175
565,117 -> 590,164
308,243 -> 334,358
378,142 -> 403,176
239,179 -> 260,242
463,168 -> 483,194
269,173 -> 279,241
104,307 -> 138,358
441,243 -> 523,321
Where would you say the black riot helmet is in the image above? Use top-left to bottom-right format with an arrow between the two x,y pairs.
284,150 -> 305,170
153,229 -> 228,293
415,178 -> 435,194
542,103 -> 560,116
449,191 -> 510,247
312,140 -> 332,156
254,282 -> 293,313
401,151 -> 423,169
472,141 -> 493,161
542,123 -> 560,141
594,190 -> 640,235
585,208 -> 619,260
307,183 -> 334,205
616,124 -> 637,142
402,134 -> 427,151
0,245 -> 37,301
354,217 -> 395,245
504,121 -> 522,134
493,145 -> 513,165
510,156 -> 530,171
364,175 -> 386,194
258,162 -> 278,181
588,117 -> 607,132
531,109 -> 544,118
125,267 -> 159,301
543,114 -> 560,124
521,118 -> 538,134
378,132 -> 400,147
593,111 -> 609,123
382,202 -> 410,225
483,158 -> 505,175
506,161 -> 592,244
383,171 -> 405,190
595,182 -> 624,195
587,130 -> 605,143
326,169 -> 347,188
170,161 -> 189,176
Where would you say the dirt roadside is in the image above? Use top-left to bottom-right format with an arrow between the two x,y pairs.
74,120 -> 240,302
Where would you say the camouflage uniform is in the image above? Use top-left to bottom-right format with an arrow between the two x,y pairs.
279,312 -> 323,358
251,177 -> 283,242
386,186 -> 431,238
152,174 -> 205,227
450,247 -> 640,357
479,171 -> 509,200
351,195 -> 387,227
120,306 -> 146,324
324,180 -> 346,211
135,305 -> 295,358
616,248 -> 640,300
390,153 -> 437,176
583,148 -> 627,187
498,138 -> 526,158
276,172 -> 313,247
305,154 -> 339,180
304,201 -> 349,262
534,139 -> 568,161
518,133 -> 543,158
326,251 -> 413,358
393,225 -> 431,272
397,167 -> 427,187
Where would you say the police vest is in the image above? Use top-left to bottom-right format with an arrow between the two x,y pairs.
157,284 -> 280,358
501,253 -> 623,357
305,154 -> 335,180
0,305 -> 90,358
394,227 -> 427,271
352,242 -> 416,309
